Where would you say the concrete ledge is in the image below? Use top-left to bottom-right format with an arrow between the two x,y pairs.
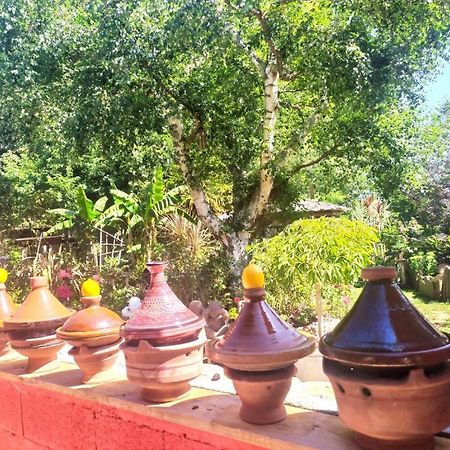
0,354 -> 449,450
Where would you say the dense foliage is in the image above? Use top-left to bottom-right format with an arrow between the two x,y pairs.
250,217 -> 378,322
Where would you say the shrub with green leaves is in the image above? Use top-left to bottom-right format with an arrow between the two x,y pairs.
249,217 -> 378,322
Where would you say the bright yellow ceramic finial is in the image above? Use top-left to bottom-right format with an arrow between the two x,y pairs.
81,278 -> 101,297
242,264 -> 265,289
0,268 -> 8,284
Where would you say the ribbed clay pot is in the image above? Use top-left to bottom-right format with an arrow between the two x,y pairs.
121,262 -> 206,402
319,267 -> 450,450
4,276 -> 73,373
121,330 -> 206,402
57,295 -> 123,384
0,282 -> 18,356
207,287 -> 315,424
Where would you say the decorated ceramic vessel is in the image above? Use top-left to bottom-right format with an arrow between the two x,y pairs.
320,266 -> 450,450
206,264 -> 315,424
57,279 -> 124,383
121,262 -> 204,344
121,262 -> 206,402
0,269 -> 18,356
4,276 -> 73,373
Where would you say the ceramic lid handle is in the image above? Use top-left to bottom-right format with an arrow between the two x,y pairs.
361,266 -> 397,281
242,287 -> 266,302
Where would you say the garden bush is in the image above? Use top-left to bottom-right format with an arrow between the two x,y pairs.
249,217 -> 378,324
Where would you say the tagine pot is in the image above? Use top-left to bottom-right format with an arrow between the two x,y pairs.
4,276 -> 73,373
121,262 -> 206,402
0,281 -> 18,357
57,293 -> 124,384
319,266 -> 450,450
206,267 -> 315,425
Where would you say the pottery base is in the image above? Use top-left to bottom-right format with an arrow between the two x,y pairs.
0,333 -> 11,356
69,339 -> 123,384
141,381 -> 191,403
122,330 -> 206,404
323,359 -> 450,447
11,338 -> 65,374
224,365 -> 296,425
0,342 -> 13,358
355,432 -> 434,450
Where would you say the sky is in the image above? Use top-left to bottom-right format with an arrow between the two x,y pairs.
423,60 -> 450,111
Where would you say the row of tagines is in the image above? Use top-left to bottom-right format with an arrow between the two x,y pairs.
0,263 -> 449,450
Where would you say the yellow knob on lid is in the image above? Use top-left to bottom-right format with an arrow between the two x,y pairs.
81,278 -> 101,297
242,264 -> 265,289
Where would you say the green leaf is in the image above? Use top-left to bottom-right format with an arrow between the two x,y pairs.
76,187 -> 95,223
94,196 -> 108,213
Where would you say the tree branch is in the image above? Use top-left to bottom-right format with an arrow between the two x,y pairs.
280,95 -> 329,159
168,117 -> 230,247
214,0 -> 266,78
285,147 -> 336,179
251,8 -> 298,80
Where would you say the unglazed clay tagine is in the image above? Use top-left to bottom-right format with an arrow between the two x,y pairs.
121,262 -> 205,345
319,266 -> 450,450
57,279 -> 124,384
0,269 -> 18,356
206,264 -> 315,425
121,262 -> 207,402
4,276 -> 73,373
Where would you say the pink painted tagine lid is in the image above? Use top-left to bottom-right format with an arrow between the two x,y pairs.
57,279 -> 123,341
120,262 -> 205,345
3,276 -> 73,330
206,264 -> 315,371
0,269 -> 18,329
319,266 -> 450,368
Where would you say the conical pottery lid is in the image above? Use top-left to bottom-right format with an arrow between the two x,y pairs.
4,276 -> 73,328
0,283 -> 18,329
121,262 -> 205,344
206,278 -> 315,371
319,266 -> 450,367
58,295 -> 123,339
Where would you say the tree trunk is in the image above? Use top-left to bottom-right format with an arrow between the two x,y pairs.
227,230 -> 251,293
248,67 -> 279,224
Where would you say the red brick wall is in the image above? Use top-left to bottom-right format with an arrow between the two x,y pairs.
0,378 -> 263,450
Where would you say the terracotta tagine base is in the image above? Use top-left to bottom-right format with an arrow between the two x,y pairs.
224,365 -> 296,425
69,339 -> 123,384
323,359 -> 450,450
11,335 -> 65,373
0,331 -> 13,357
121,330 -> 206,403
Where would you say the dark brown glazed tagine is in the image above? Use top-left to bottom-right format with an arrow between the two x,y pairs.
57,281 -> 124,384
121,262 -> 206,402
319,266 -> 450,450
4,276 -> 73,373
0,272 -> 18,357
206,264 -> 315,425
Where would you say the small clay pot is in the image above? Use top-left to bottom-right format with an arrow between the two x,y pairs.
0,282 -> 18,356
121,330 -> 206,402
69,339 -> 123,384
225,365 -> 297,425
121,262 -> 206,402
11,335 -> 65,373
207,286 -> 314,424
57,294 -> 123,383
4,277 -> 73,372
320,267 -> 450,450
